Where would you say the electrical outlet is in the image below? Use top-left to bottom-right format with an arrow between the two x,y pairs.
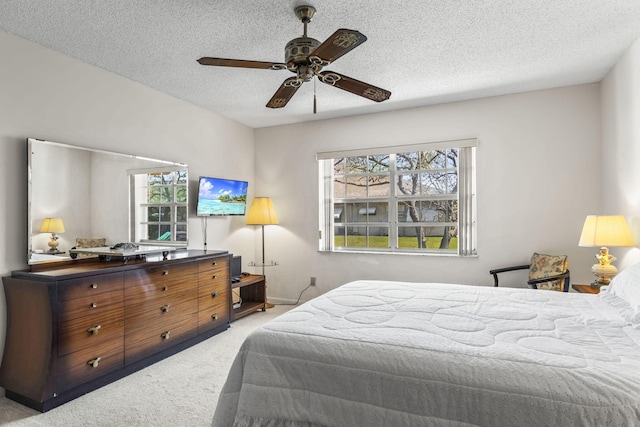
310,277 -> 316,286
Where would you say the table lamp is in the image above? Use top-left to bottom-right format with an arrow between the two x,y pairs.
40,217 -> 65,253
578,215 -> 635,287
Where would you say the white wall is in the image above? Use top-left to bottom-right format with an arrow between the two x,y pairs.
601,36 -> 640,269
255,85 -> 602,302
0,31 -> 256,359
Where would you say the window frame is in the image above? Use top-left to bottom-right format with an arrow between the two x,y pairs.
318,139 -> 477,256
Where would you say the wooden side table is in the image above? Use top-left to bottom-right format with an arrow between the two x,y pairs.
231,274 -> 267,321
571,284 -> 600,294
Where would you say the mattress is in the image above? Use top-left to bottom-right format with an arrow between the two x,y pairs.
212,280 -> 640,426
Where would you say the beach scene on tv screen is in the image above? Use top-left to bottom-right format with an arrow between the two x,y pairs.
198,177 -> 247,215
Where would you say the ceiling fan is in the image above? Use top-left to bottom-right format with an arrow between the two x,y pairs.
197,5 -> 391,111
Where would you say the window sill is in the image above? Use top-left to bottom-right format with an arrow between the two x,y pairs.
319,249 -> 477,257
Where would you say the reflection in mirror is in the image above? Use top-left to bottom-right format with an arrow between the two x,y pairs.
129,167 -> 188,243
28,138 -> 188,264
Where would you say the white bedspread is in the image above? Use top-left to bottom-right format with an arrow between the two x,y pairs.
212,280 -> 640,426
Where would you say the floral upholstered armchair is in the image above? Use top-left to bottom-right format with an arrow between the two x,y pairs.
489,253 -> 570,292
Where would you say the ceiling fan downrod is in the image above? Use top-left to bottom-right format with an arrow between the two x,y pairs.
295,5 -> 316,38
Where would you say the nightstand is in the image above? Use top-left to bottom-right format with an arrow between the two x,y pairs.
231,274 -> 267,321
571,284 -> 600,294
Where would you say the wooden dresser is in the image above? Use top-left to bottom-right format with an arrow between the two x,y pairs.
0,250 -> 231,412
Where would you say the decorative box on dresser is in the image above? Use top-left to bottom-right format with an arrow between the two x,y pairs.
0,250 -> 231,412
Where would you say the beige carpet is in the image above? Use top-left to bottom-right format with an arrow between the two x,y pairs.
0,305 -> 291,426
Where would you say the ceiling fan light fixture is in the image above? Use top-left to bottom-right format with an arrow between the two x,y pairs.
297,65 -> 315,82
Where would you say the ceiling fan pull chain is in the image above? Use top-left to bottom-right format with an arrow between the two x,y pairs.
313,78 -> 317,114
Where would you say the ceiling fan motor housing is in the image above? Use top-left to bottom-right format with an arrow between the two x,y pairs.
285,37 -> 321,74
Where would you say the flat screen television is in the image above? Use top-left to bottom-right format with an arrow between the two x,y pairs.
197,176 -> 248,216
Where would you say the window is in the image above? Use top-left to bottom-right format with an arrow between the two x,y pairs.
318,139 -> 476,255
129,167 -> 188,245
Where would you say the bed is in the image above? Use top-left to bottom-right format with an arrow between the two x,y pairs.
212,265 -> 640,426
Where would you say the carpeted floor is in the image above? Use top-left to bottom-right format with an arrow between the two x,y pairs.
0,305 -> 292,426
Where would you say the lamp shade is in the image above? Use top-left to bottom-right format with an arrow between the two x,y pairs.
246,197 -> 279,225
578,215 -> 634,247
40,217 -> 65,233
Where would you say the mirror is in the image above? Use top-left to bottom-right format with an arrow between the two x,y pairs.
28,138 -> 188,264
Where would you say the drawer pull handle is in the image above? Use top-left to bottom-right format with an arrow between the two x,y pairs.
212,261 -> 217,266
162,270 -> 169,276
211,291 -> 219,298
211,313 -> 218,320
90,303 -> 98,308
161,304 -> 170,313
90,283 -> 98,289
87,325 -> 102,335
162,286 -> 169,291
212,274 -> 218,279
87,357 -> 102,368
161,331 -> 170,340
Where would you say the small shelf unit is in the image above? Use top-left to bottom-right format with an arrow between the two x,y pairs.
232,274 -> 266,321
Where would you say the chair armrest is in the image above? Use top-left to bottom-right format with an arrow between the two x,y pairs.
527,270 -> 570,292
489,264 -> 530,287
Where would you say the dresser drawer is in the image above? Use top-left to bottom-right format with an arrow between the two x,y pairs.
125,290 -> 198,334
124,262 -> 196,304
58,308 -> 124,357
57,338 -> 124,393
197,257 -> 228,273
198,267 -> 229,285
199,283 -> 229,309
198,288 -> 230,333
58,289 -> 124,323
125,315 -> 198,364
198,276 -> 229,304
58,272 -> 124,302
198,269 -> 229,292
125,262 -> 194,287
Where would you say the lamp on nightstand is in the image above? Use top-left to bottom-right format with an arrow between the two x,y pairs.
40,217 -> 65,253
246,197 -> 279,308
578,215 -> 635,288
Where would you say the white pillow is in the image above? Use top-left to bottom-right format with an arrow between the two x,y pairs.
607,261 -> 640,312
600,262 -> 640,327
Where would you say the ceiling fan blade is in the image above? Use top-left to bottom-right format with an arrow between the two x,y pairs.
309,29 -> 367,66
318,71 -> 391,102
197,57 -> 287,70
266,77 -> 303,108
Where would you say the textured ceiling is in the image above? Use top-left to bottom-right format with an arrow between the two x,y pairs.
1,1 -> 640,128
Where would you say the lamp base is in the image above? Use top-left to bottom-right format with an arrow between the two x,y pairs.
47,234 -> 60,253
590,261 -> 618,288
